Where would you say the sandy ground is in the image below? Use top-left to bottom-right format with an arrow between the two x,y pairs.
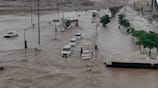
0,6 -> 158,88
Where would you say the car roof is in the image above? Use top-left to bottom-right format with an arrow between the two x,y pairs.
75,33 -> 81,35
70,37 -> 77,41
64,44 -> 71,48
7,31 -> 17,33
83,50 -> 90,53
8,31 -> 16,32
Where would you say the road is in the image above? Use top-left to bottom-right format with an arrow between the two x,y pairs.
0,6 -> 158,88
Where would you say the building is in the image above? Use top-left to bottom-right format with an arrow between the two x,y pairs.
135,0 -> 158,11
0,0 -> 91,7
135,0 -> 158,21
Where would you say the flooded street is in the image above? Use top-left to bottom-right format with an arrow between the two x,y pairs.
0,6 -> 158,88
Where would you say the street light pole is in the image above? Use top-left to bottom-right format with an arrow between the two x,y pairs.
95,20 -> 99,58
37,0 -> 41,48
24,28 -> 29,55
89,16 -> 99,81
62,4 -> 65,20
152,0 -> 156,20
53,19 -> 59,40
54,23 -> 57,40
24,29 -> 26,52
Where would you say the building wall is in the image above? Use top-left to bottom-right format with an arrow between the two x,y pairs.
135,0 -> 157,11
135,0 -> 151,11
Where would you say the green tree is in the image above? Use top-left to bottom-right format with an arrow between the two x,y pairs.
118,14 -> 125,21
131,30 -> 146,39
120,19 -> 130,28
127,27 -> 135,34
148,32 -> 158,52
118,14 -> 130,30
135,31 -> 158,56
119,14 -> 125,25
100,15 -> 111,27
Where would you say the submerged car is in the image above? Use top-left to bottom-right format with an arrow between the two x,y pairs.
69,37 -> 77,47
3,31 -> 18,38
75,33 -> 82,40
81,49 -> 92,60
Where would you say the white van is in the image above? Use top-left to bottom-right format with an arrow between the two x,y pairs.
61,44 -> 73,57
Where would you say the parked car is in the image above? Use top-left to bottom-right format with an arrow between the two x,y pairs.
3,31 -> 18,38
92,11 -> 99,18
61,44 -> 73,57
75,33 -> 82,40
81,49 -> 92,60
69,37 -> 77,47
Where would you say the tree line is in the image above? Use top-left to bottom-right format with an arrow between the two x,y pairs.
118,14 -> 158,56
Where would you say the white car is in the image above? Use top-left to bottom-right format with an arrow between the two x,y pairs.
3,31 -> 18,38
92,11 -> 99,18
81,50 -> 92,60
75,33 -> 82,40
61,44 -> 73,57
69,37 -> 77,47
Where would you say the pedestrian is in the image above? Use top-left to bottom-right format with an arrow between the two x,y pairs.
80,47 -> 83,54
0,66 -> 4,71
24,40 -> 28,50
80,47 -> 83,58
94,45 -> 98,52
118,25 -> 120,29
76,19 -> 79,27
32,24 -> 35,29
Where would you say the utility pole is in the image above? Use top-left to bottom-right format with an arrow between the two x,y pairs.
124,0 -> 127,12
133,0 -> 136,8
37,0 -> 41,48
56,0 -> 60,20
89,14 -> 99,82
31,0 -> 33,26
152,0 -> 156,20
